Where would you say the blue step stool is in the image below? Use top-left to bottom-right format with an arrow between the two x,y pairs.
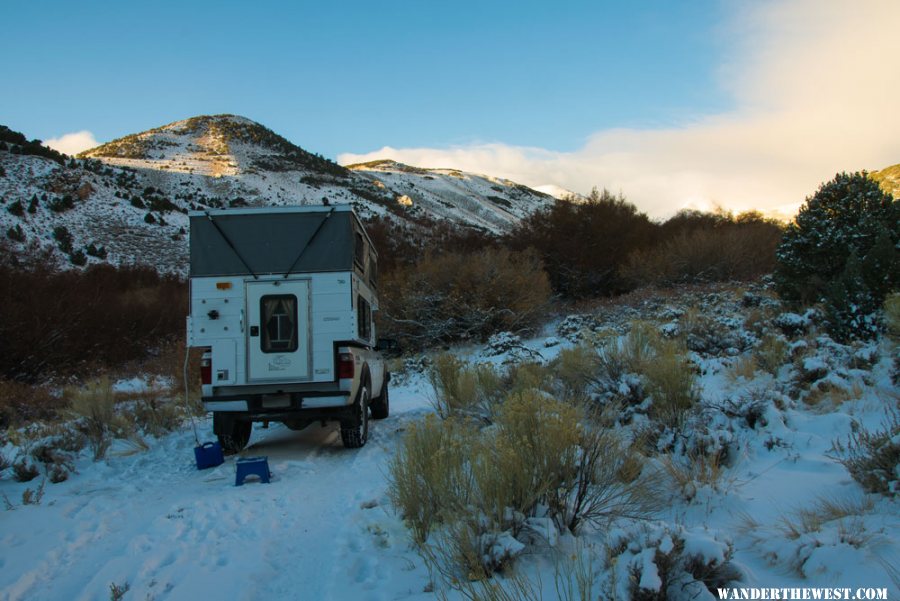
235,456 -> 271,486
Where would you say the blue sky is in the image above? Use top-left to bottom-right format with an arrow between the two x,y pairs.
3,0 -> 899,217
3,1 -> 727,156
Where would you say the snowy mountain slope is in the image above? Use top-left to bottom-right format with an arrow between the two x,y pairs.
0,116 -> 554,273
346,159 -> 554,232
871,163 -> 900,199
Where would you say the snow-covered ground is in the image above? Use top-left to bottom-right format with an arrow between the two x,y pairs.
1,287 -> 898,600
0,379 -> 438,601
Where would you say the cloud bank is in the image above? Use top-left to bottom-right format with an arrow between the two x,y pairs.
44,131 -> 99,156
339,0 -> 900,219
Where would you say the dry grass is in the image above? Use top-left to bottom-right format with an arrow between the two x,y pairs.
755,334 -> 788,376
130,386 -> 183,437
67,377 -> 119,460
740,495 -> 880,576
803,380 -> 865,409
661,450 -> 728,501
776,496 -> 875,543
726,356 -> 758,382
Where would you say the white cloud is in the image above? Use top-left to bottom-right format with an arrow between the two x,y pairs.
339,0 -> 900,219
44,131 -> 99,156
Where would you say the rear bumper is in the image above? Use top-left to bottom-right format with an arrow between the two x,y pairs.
202,390 -> 352,415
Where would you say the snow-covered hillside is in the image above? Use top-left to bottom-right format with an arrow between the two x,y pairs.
0,116 -> 554,273
1,285 -> 897,600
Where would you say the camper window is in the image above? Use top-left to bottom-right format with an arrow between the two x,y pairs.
357,295 -> 371,341
354,232 -> 365,270
368,255 -> 377,287
260,294 -> 298,353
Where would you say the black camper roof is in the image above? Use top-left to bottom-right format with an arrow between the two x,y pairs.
189,205 -> 374,278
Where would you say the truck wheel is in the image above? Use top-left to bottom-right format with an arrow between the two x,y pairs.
340,382 -> 369,449
214,413 -> 252,455
370,377 -> 389,420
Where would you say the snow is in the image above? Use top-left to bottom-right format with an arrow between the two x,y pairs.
1,117 -> 555,274
1,287 -> 898,599
0,377 -> 437,601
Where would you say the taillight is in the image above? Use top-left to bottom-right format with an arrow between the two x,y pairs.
200,350 -> 212,386
338,352 -> 354,379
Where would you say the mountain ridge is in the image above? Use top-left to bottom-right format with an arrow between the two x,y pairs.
1,115 -> 555,273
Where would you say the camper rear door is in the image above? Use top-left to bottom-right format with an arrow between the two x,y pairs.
246,280 -> 311,382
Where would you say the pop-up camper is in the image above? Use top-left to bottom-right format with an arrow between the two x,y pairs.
187,205 -> 389,452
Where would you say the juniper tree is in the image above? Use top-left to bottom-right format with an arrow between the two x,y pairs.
775,171 -> 899,339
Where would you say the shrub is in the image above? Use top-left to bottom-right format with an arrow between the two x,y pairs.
742,495 -> 877,577
622,216 -> 782,287
428,354 -> 502,420
69,249 -> 87,267
48,195 -> 75,212
885,293 -> 900,338
21,479 -> 46,505
387,415 -> 475,543
380,247 -> 550,349
553,343 -> 600,398
642,339 -> 698,429
506,188 -> 656,298
132,391 -> 182,437
608,522 -> 741,600
12,457 -> 39,482
391,377 -> 661,582
678,307 -> 739,355
0,263 -> 186,381
479,390 -> 581,525
830,406 -> 900,496
0,380 -> 66,428
775,172 -> 899,339
560,420 -> 660,533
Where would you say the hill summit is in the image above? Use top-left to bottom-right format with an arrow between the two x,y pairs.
1,115 -> 554,272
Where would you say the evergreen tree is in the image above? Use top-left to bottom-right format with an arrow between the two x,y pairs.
6,225 -> 25,242
69,249 -> 87,266
53,226 -> 73,254
775,171 -> 899,339
7,200 -> 24,217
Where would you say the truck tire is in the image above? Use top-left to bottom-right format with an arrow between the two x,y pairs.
340,381 -> 370,449
370,375 -> 389,420
214,413 -> 252,455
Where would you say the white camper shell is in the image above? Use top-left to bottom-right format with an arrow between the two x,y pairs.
187,205 -> 389,452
